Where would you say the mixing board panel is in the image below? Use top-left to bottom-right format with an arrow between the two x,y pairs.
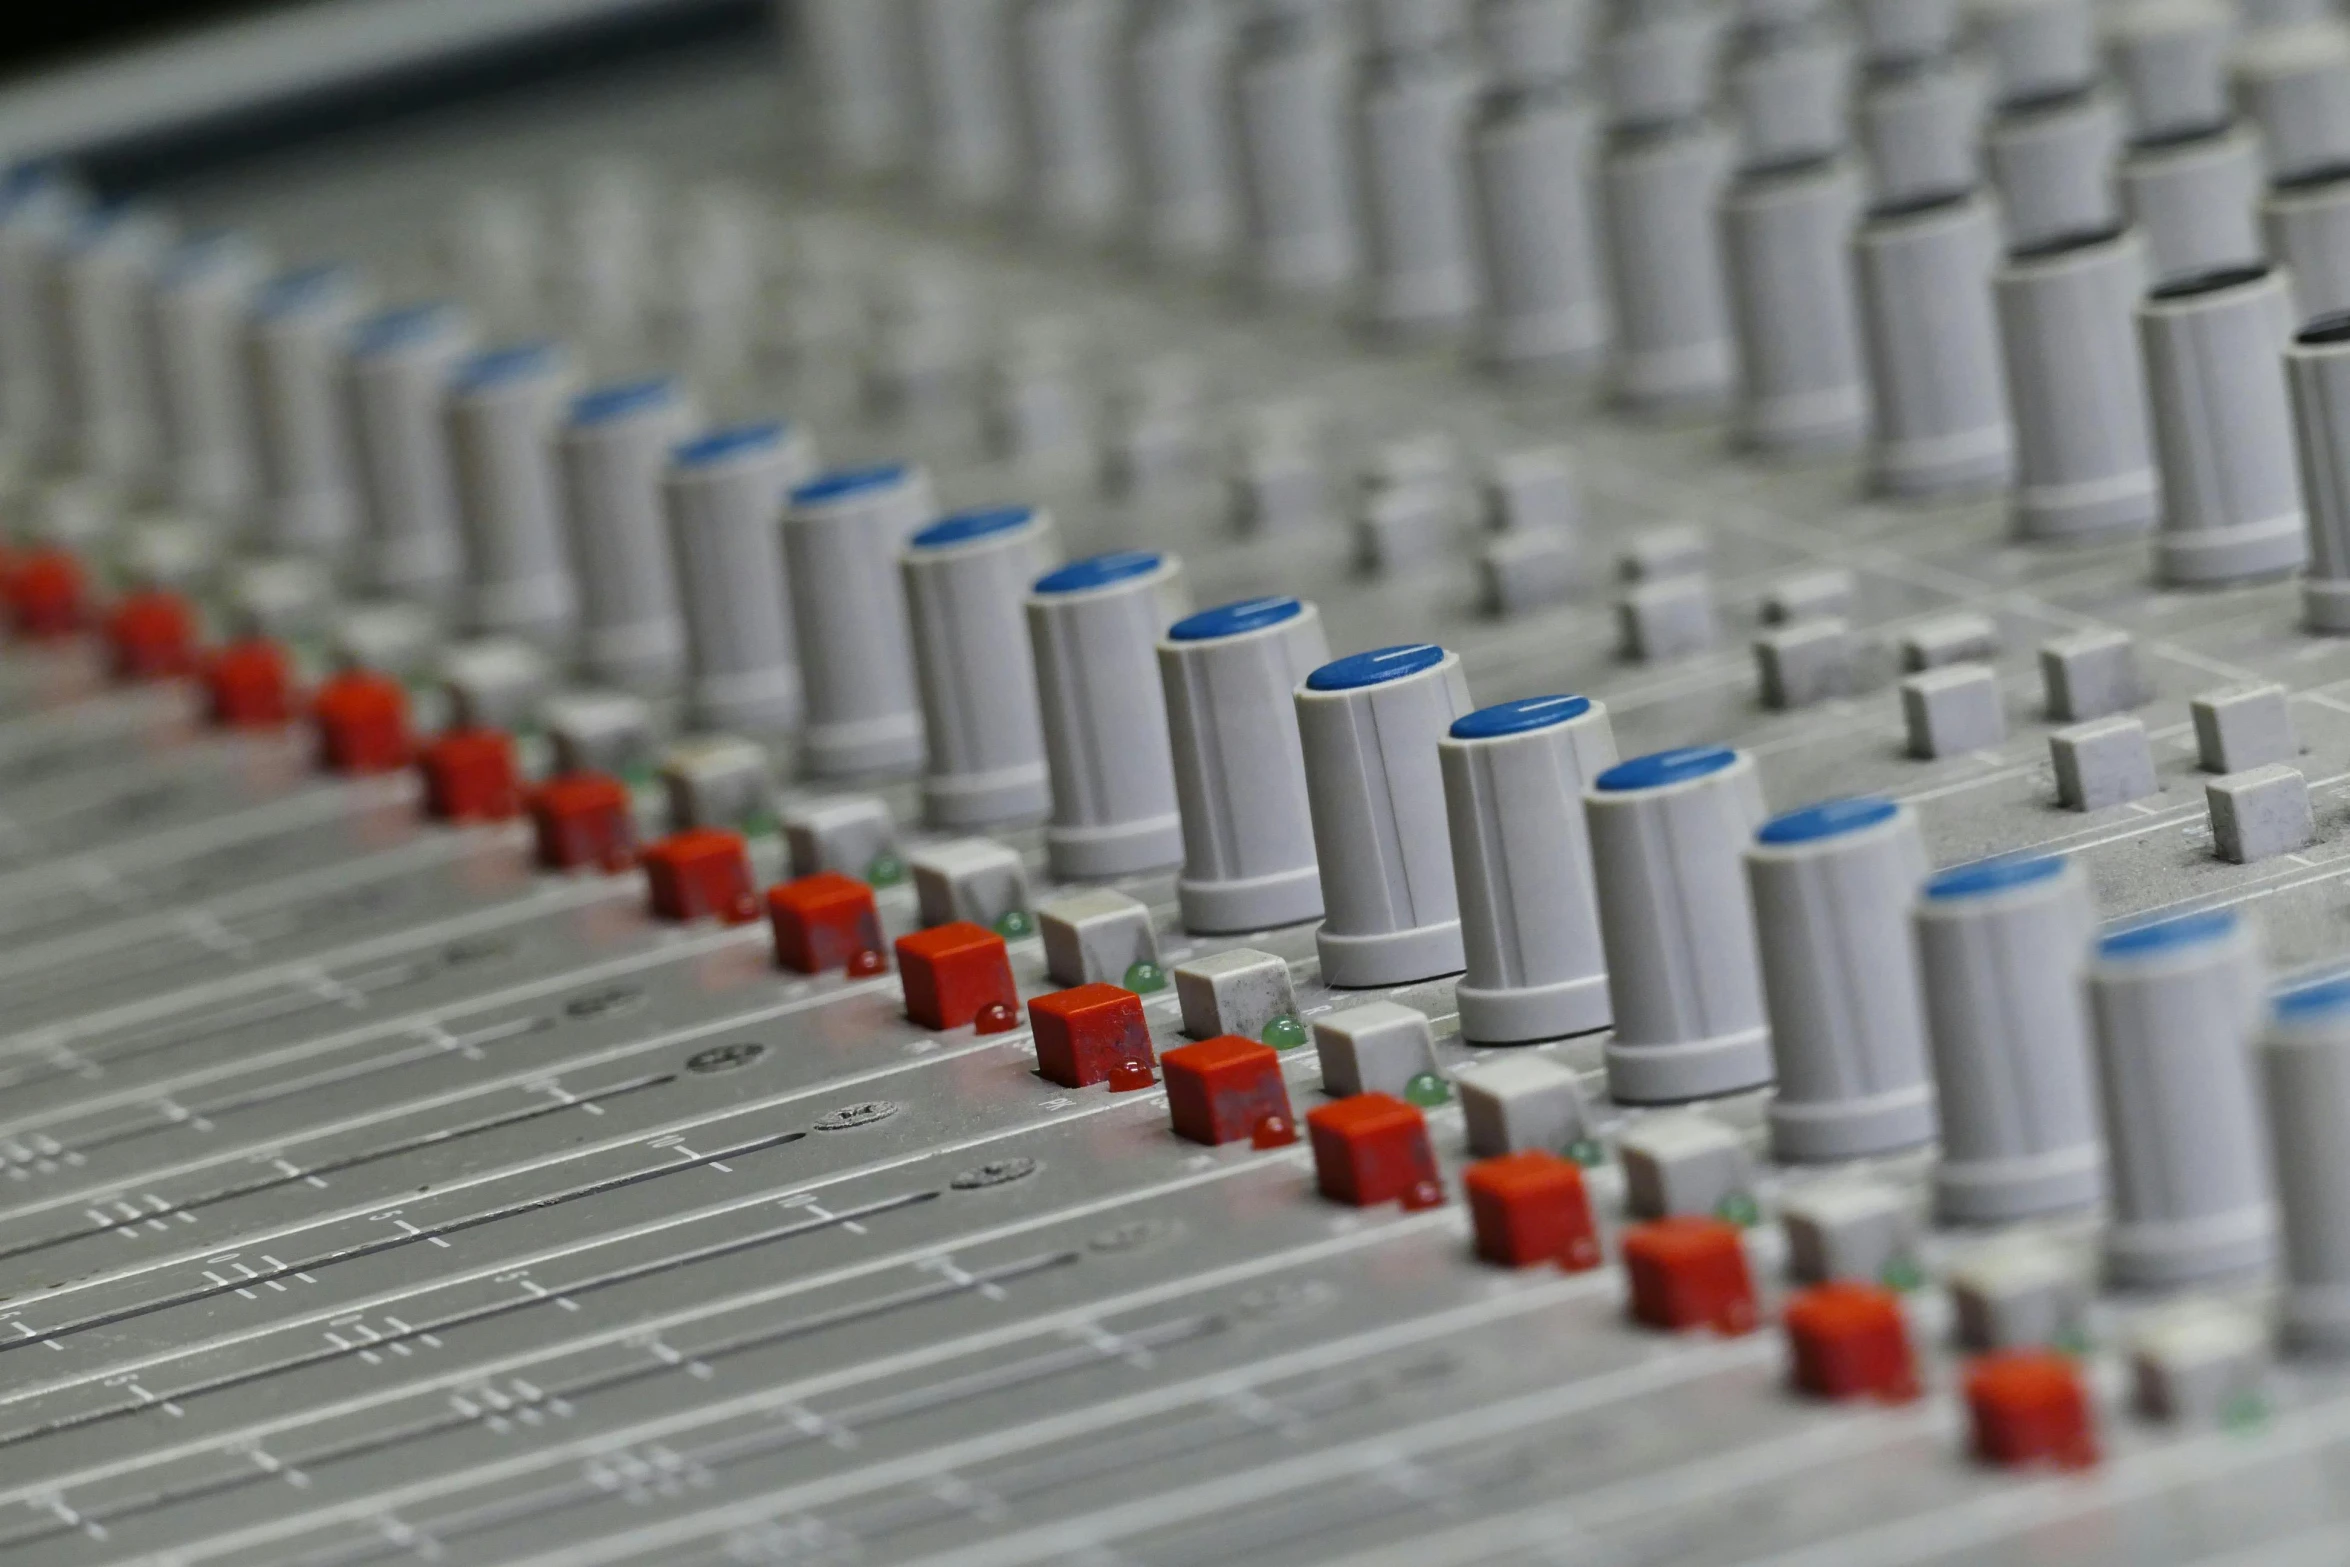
14,0 -> 2350,1562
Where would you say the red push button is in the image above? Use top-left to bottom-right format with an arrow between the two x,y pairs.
896,921 -> 1018,1030
1465,1151 -> 1601,1270
768,872 -> 884,974
104,590 -> 199,679
642,827 -> 759,923
1162,1035 -> 1294,1146
1965,1351 -> 2098,1468
1623,1217 -> 1759,1335
313,669 -> 412,774
419,728 -> 523,822
1029,983 -> 1153,1088
5,547 -> 84,638
1786,1283 -> 1919,1402
529,772 -> 636,872
202,639 -> 297,728
1307,1093 -> 1443,1208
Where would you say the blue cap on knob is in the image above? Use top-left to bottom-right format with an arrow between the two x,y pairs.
1169,595 -> 1305,641
1034,550 -> 1163,595
1306,643 -> 1446,691
1757,796 -> 1899,845
1449,694 -> 1592,740
1594,745 -> 1740,793
911,505 -> 1036,550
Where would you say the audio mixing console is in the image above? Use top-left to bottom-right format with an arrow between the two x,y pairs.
12,0 -> 2350,1562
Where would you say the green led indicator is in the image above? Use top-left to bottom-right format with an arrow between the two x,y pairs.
1566,1138 -> 1605,1168
864,852 -> 906,887
1122,960 -> 1167,994
1715,1192 -> 1761,1228
2054,1324 -> 2092,1357
2222,1391 -> 2268,1432
1878,1256 -> 1925,1292
1260,1015 -> 1308,1050
993,909 -> 1035,940
1402,1072 -> 1451,1107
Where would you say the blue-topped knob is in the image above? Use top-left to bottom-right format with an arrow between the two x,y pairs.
1159,594 -> 1332,932
1755,795 -> 1900,845
1746,795 -> 1937,1161
1169,594 -> 1305,641
452,340 -> 561,396
783,461 -> 934,778
569,377 -> 678,428
1441,691 -> 1619,1042
663,417 -> 821,735
2088,901 -> 2275,1286
1306,642 -> 1447,691
790,462 -> 914,509
560,376 -> 693,692
249,260 -> 370,559
2277,973 -> 2350,1021
2265,969 -> 2350,1351
445,336 -> 576,644
1923,852 -> 2069,901
674,420 -> 791,471
55,205 -> 169,492
1295,641 -> 1473,986
899,502 -> 1056,827
1585,743 -> 1776,1102
1449,693 -> 1593,740
351,300 -> 462,360
1026,549 -> 1190,878
1594,744 -> 1741,792
2100,907 -> 2241,961
1033,549 -> 1165,596
253,262 -> 351,320
346,300 -> 472,606
911,503 -> 1038,550
1913,848 -> 2103,1222
150,228 -> 269,526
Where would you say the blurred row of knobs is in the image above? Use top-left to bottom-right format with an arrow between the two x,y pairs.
30,0 -> 2350,600
795,0 -> 2350,618
29,111 -> 2350,691
802,0 -> 2350,331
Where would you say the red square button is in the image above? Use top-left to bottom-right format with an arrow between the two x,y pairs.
1162,1036 -> 1293,1146
6,547 -> 84,639
1623,1217 -> 1758,1335
203,639 -> 296,728
1465,1151 -> 1600,1270
420,729 -> 522,822
313,670 -> 412,774
896,921 -> 1017,1030
1306,1093 -> 1442,1208
1029,983 -> 1153,1088
768,872 -> 884,974
1786,1283 -> 1919,1402
530,772 -> 636,872
642,828 -> 759,923
104,590 -> 198,680
1965,1351 -> 2097,1468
